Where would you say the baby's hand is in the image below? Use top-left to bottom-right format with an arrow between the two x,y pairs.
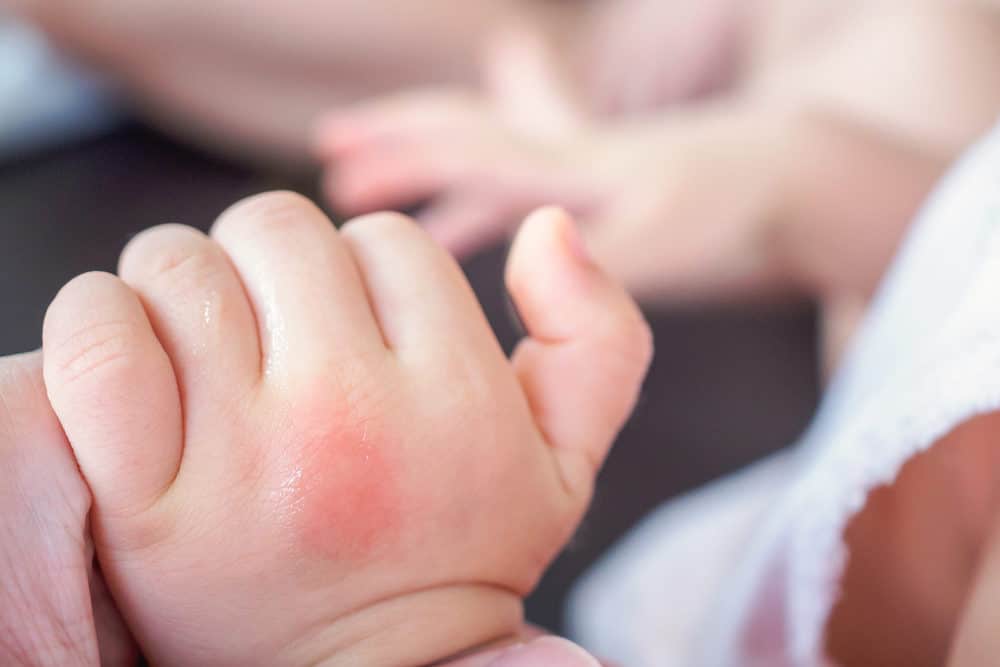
317,78 -> 788,303
42,195 -> 651,666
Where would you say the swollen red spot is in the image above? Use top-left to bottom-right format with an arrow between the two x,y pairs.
287,419 -> 403,563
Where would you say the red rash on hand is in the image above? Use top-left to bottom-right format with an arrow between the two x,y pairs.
285,418 -> 404,563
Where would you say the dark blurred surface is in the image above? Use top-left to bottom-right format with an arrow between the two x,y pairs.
0,124 -> 820,633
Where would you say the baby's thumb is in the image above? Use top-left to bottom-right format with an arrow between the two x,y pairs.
484,23 -> 585,141
507,208 -> 652,502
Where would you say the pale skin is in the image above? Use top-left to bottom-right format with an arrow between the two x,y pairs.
35,194 -> 650,666
5,1 -> 1000,664
0,0 -> 756,161
0,0 -> 574,159
316,0 -> 1000,372
4,193 -> 1000,664
0,355 -> 596,667
0,353 -> 135,667
0,361 -> 597,664
312,0 -> 1000,663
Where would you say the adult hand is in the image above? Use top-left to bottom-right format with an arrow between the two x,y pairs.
0,351 -> 135,666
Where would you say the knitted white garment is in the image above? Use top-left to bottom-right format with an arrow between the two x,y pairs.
569,118 -> 1000,667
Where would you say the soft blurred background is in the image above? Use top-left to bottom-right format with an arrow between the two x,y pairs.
0,7 -> 819,633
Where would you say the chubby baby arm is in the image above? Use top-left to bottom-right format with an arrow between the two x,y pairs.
41,194 -> 651,666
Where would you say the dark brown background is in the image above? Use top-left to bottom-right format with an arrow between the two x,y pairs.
0,123 -> 820,632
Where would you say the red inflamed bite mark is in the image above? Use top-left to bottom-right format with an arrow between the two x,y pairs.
284,419 -> 404,563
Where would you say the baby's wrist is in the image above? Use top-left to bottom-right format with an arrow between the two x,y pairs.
281,584 -> 523,667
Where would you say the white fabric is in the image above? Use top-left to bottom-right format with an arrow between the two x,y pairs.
568,452 -> 797,665
0,14 -> 119,160
568,118 -> 1000,666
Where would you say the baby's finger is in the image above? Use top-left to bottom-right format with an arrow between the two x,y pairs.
314,90 -> 474,159
314,104 -> 414,159
211,192 -> 386,385
43,273 -> 183,519
507,208 -> 652,502
118,225 -> 261,412
339,212 -> 499,360
324,146 -> 447,215
419,191 -> 517,258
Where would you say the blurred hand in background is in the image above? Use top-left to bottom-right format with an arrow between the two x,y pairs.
316,0 -> 1000,370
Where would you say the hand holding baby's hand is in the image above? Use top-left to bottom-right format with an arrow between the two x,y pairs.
42,194 -> 650,666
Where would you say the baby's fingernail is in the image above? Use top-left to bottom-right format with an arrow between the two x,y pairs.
542,207 -> 592,266
563,219 -> 592,266
523,207 -> 592,267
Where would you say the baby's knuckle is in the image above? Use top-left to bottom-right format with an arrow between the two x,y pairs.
138,245 -> 220,291
121,224 -> 201,268
296,350 -> 396,416
342,211 -> 419,240
215,190 -> 318,236
440,358 -> 496,415
51,319 -> 144,387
